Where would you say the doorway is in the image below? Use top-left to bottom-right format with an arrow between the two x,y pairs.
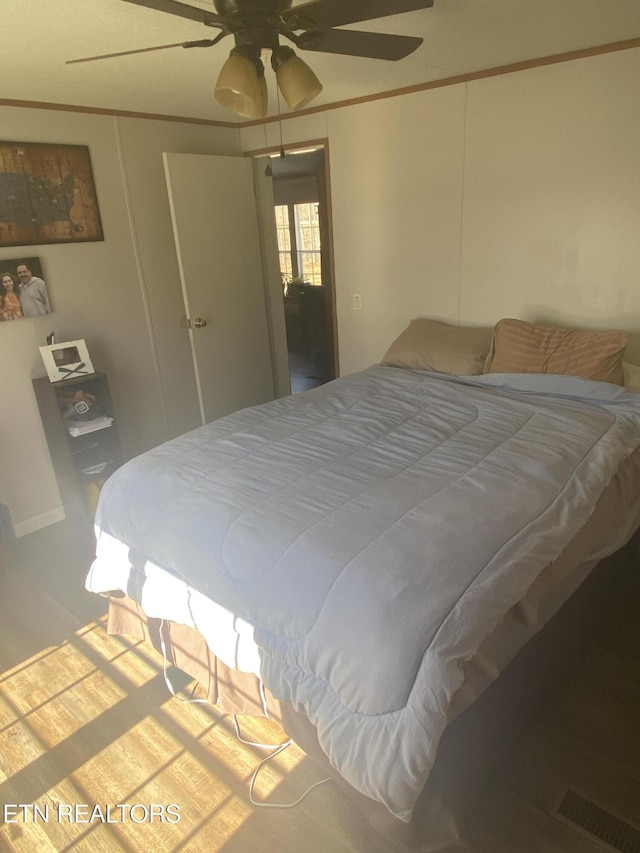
270,147 -> 337,393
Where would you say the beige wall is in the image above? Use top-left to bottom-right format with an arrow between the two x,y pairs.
0,107 -> 239,535
460,49 -> 640,357
241,47 -> 640,371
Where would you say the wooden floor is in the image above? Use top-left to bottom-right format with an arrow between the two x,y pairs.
288,350 -> 328,394
1,521 -> 639,852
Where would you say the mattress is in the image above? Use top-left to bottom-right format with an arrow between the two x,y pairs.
86,366 -> 640,822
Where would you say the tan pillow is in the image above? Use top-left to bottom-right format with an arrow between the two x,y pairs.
487,318 -> 628,385
623,361 -> 640,393
382,318 -> 493,376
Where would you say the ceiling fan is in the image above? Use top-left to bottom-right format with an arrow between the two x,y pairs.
67,0 -> 434,119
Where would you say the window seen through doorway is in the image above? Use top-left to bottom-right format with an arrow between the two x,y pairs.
275,203 -> 322,289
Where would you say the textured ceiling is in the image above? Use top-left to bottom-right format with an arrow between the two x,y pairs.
2,0 -> 640,124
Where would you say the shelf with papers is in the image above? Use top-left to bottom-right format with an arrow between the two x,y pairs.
32,372 -> 123,523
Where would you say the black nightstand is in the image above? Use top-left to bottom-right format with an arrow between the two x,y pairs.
32,372 -> 123,523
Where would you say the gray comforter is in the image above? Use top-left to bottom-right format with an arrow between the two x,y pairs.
90,366 -> 640,819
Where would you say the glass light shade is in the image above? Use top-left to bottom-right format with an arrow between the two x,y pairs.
215,52 -> 260,118
275,55 -> 322,111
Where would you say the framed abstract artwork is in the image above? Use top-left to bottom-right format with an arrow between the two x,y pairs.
0,141 -> 104,247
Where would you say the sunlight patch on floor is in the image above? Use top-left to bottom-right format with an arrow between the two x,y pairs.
0,615 -> 318,852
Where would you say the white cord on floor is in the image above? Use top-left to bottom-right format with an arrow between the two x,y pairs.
231,714 -> 331,808
248,743 -> 332,810
259,678 -> 270,718
232,713 -> 290,750
158,620 -> 331,809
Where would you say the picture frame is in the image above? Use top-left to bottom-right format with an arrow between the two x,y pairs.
1,256 -> 52,322
0,141 -> 104,248
39,339 -> 94,382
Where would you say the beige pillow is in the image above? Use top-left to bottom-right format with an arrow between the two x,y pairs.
623,361 -> 640,393
487,318 -> 628,385
382,318 -> 493,376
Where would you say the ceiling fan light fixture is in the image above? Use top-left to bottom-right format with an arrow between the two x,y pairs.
214,46 -> 261,118
69,0 -> 434,120
271,45 -> 322,111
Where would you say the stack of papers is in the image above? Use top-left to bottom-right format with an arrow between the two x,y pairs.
80,461 -> 113,475
66,416 -> 114,437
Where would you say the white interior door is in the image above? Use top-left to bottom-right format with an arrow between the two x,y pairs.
164,152 -> 275,425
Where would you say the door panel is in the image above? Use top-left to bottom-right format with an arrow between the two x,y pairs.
164,153 -> 275,425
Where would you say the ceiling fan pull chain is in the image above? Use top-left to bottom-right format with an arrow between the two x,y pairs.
276,86 -> 285,159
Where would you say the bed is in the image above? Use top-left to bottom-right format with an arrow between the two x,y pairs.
85,318 -> 640,851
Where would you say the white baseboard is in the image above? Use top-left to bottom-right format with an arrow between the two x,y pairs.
15,507 -> 66,538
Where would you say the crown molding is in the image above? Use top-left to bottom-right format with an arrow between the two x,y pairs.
2,37 -> 639,128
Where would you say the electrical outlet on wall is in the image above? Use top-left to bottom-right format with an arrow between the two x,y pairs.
352,293 -> 362,311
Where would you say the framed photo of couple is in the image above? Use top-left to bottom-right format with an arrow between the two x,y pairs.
1,256 -> 51,322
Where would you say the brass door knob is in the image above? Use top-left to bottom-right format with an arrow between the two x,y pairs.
190,317 -> 207,329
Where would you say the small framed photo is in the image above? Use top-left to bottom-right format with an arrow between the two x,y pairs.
39,339 -> 94,382
1,256 -> 52,322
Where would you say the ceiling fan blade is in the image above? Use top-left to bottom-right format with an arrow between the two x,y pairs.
298,29 -> 423,61
283,0 -> 433,31
65,38 -> 223,65
121,0 -> 226,27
